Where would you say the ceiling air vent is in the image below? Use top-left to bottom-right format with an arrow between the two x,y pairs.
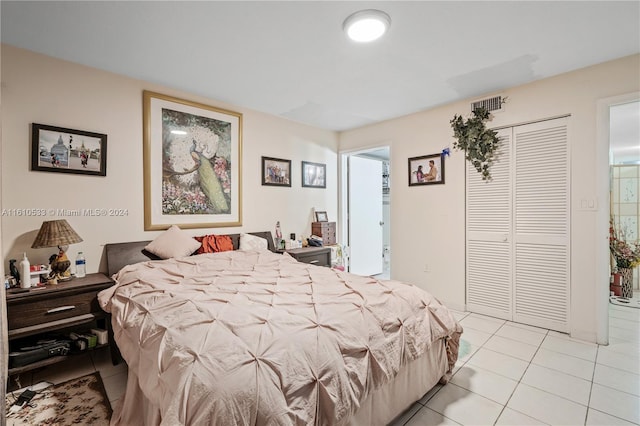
471,96 -> 504,113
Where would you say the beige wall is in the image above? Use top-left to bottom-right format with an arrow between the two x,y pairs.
340,54 -> 640,342
3,44 -> 639,343
1,45 -> 338,272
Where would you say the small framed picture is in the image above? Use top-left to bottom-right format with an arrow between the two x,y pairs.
315,211 -> 328,222
262,156 -> 291,187
408,153 -> 445,186
302,161 -> 326,188
31,123 -> 107,176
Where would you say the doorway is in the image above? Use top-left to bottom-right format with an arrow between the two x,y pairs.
596,92 -> 640,344
609,101 -> 640,296
339,147 -> 390,278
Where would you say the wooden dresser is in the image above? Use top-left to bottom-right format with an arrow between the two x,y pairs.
311,221 -> 336,245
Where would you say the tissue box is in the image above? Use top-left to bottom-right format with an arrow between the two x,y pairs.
90,328 -> 108,346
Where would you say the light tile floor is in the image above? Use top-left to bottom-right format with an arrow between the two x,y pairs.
391,302 -> 640,426
8,302 -> 638,425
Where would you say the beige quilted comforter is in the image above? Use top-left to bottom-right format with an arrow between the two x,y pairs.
99,250 -> 462,425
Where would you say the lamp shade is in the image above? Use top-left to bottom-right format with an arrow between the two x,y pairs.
31,220 -> 83,249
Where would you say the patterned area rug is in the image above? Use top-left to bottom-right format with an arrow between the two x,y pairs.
5,371 -> 112,425
610,295 -> 640,309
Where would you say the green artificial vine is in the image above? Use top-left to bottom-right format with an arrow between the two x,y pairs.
450,107 -> 500,181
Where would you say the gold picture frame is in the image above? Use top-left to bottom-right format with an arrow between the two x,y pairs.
143,90 -> 243,230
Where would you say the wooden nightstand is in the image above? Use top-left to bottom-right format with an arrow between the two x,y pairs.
6,272 -> 116,376
286,246 -> 331,267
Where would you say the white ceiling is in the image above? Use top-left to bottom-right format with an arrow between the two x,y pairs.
1,1 -> 639,132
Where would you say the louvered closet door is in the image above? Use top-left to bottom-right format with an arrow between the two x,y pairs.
513,118 -> 569,332
466,129 -> 513,319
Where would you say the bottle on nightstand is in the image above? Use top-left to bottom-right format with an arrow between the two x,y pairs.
75,252 -> 86,278
19,253 -> 30,289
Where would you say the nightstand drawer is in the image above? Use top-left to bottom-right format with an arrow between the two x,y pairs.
7,290 -> 101,330
286,247 -> 331,267
296,252 -> 330,266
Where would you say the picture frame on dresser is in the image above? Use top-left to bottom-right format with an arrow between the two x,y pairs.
143,90 -> 243,230
302,161 -> 326,188
31,123 -> 107,176
315,211 -> 328,222
262,156 -> 292,187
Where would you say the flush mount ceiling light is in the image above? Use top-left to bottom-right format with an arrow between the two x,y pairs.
343,9 -> 391,42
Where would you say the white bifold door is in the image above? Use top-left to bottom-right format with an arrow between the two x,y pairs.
466,117 -> 570,332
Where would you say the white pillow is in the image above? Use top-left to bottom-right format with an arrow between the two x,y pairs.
239,233 -> 268,251
144,225 -> 201,259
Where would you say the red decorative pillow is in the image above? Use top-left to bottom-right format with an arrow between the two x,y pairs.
195,234 -> 234,254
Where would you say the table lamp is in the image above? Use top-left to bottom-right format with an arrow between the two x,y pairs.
31,219 -> 83,281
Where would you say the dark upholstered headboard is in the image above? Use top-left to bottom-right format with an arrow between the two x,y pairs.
105,231 -> 275,276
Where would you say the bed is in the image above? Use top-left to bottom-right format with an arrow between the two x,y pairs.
99,232 -> 462,425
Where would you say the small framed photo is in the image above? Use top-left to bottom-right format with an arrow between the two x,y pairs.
408,153 -> 445,186
31,123 -> 107,176
315,211 -> 328,222
302,161 -> 326,188
262,156 -> 291,187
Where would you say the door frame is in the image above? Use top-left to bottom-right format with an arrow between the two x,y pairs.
338,145 -> 390,272
595,91 -> 640,345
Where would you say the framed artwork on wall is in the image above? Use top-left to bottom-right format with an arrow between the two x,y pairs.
31,123 -> 107,176
143,90 -> 243,230
302,161 -> 326,188
408,153 -> 445,186
262,156 -> 292,187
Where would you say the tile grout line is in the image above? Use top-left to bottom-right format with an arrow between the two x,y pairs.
584,343 -> 600,425
491,326 -> 550,425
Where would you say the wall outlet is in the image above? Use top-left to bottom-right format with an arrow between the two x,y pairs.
424,264 -> 430,272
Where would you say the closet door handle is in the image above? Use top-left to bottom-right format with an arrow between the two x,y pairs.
47,305 -> 76,314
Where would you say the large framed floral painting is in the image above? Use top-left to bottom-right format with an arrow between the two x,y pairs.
143,91 -> 242,230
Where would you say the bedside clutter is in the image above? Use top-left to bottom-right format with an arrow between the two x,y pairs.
274,222 -> 342,270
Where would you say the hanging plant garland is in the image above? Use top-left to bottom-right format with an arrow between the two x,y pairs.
450,107 -> 500,180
